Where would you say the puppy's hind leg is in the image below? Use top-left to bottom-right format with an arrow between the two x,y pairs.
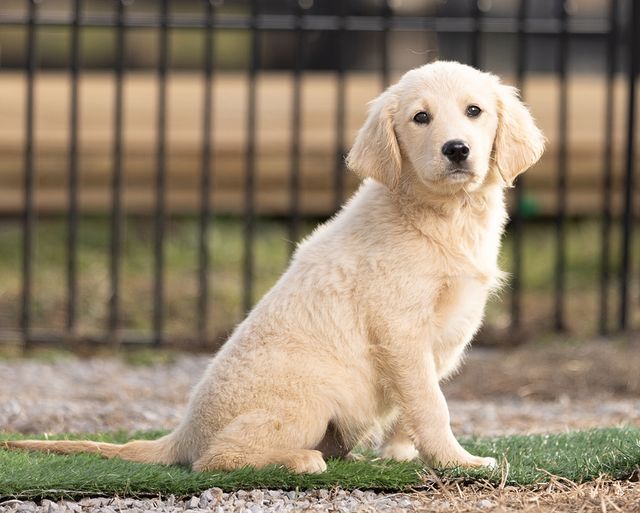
193,409 -> 329,474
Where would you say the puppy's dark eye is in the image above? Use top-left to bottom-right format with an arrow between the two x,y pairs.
466,105 -> 482,118
413,111 -> 430,124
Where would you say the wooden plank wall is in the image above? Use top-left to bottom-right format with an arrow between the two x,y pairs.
0,71 -> 635,217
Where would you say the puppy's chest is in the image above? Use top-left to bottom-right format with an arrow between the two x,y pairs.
418,244 -> 497,343
433,276 -> 489,330
428,276 -> 489,376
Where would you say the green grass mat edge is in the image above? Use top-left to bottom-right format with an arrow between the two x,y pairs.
1,426 -> 638,500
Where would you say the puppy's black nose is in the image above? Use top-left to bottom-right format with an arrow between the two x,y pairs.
442,140 -> 470,163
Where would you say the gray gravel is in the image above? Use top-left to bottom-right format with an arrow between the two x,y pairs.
0,489 -> 444,513
1,352 -> 638,437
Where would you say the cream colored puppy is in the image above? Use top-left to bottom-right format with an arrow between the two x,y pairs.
6,61 -> 544,474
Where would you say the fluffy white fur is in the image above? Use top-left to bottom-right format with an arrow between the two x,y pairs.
6,61 -> 544,474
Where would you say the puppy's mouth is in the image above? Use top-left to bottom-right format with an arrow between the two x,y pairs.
444,165 -> 476,181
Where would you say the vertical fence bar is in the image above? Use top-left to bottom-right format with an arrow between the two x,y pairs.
381,0 -> 391,88
469,0 -> 482,68
243,0 -> 258,312
333,2 -> 346,211
510,0 -> 528,334
197,0 -> 215,344
153,0 -> 169,346
554,0 -> 569,332
599,0 -> 618,335
288,2 -> 303,255
109,0 -> 125,345
21,0 -> 37,348
619,0 -> 638,330
66,0 -> 81,338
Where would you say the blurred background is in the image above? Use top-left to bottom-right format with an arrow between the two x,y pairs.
0,0 -> 638,350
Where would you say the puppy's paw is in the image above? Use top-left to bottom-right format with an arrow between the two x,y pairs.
460,455 -> 498,470
344,451 -> 366,462
477,456 -> 498,469
380,442 -> 419,462
283,449 -> 327,474
426,452 -> 498,470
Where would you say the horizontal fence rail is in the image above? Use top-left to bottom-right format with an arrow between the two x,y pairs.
0,0 -> 637,350
0,11 -> 618,34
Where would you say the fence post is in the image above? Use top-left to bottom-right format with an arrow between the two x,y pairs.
108,0 -> 126,349
21,0 -> 37,350
152,0 -> 170,346
599,0 -> 618,335
243,0 -> 259,313
66,0 -> 81,340
554,0 -> 569,333
197,0 -> 216,345
619,0 -> 638,330
510,0 -> 529,337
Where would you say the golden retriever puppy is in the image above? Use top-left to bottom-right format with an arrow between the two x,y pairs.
5,61 -> 544,474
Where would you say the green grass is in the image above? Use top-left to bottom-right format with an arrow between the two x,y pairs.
1,427 -> 638,500
0,216 -> 305,340
0,216 -> 638,343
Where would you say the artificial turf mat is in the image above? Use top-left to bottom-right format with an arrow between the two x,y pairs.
1,427 -> 638,500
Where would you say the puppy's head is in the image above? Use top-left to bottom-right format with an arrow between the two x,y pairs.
346,61 -> 545,193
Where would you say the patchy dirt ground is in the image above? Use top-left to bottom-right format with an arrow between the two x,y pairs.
1,336 -> 639,512
444,336 -> 640,437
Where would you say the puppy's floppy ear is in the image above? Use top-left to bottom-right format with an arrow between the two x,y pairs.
346,90 -> 401,190
493,85 -> 545,187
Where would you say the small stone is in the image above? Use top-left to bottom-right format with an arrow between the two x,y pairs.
40,500 -> 58,513
250,490 -> 264,503
286,491 -> 296,500
187,496 -> 199,509
199,491 -> 212,508
206,488 -> 224,502
478,498 -> 495,508
62,502 -> 81,513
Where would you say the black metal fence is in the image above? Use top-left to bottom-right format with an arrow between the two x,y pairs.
0,0 -> 638,349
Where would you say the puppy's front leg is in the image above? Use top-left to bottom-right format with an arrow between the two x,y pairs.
379,344 -> 496,469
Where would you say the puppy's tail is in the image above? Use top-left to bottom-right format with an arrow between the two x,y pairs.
3,434 -> 176,465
